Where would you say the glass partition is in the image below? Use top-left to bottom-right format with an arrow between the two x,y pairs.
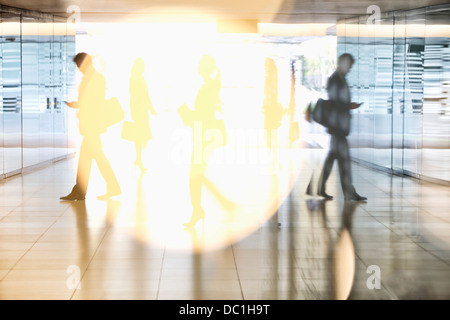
2,11 -> 22,174
0,6 -> 76,177
403,8 -> 425,177
0,15 -> 3,175
53,17 -> 68,159
21,15 -> 40,168
392,11 -> 407,174
423,5 -> 450,182
373,13 -> 394,170
357,15 -> 376,165
38,17 -> 54,163
66,21 -> 77,154
344,18 -> 360,160
337,3 -> 450,184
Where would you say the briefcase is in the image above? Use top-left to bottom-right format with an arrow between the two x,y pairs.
104,98 -> 125,128
121,121 -> 138,142
312,98 -> 350,136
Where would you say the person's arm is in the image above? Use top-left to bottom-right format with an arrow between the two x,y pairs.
178,104 -> 193,127
64,101 -> 78,108
350,102 -> 363,109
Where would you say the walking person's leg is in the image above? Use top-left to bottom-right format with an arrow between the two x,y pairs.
317,135 -> 338,200
336,136 -> 366,201
90,136 -> 121,199
184,153 -> 206,228
60,137 -> 93,200
134,141 -> 147,172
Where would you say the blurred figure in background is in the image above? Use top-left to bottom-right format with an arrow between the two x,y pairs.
287,60 -> 299,146
60,53 -> 121,201
317,53 -> 367,202
178,55 -> 227,228
129,58 -> 157,172
262,58 -> 284,150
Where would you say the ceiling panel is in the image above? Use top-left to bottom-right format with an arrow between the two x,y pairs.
0,0 -> 449,23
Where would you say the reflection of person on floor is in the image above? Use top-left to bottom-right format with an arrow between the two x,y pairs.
317,53 -> 366,202
60,53 -> 121,201
334,201 -> 359,300
67,200 -> 90,279
262,58 -> 284,150
129,58 -> 157,172
306,199 -> 359,300
178,55 -> 228,228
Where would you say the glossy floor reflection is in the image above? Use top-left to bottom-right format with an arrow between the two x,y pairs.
0,150 -> 449,300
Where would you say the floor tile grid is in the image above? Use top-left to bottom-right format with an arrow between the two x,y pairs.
1,152 -> 449,300
0,170 -> 72,286
350,169 -> 450,299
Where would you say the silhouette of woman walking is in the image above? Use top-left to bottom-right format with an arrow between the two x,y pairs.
179,55 -> 226,228
129,58 -> 157,172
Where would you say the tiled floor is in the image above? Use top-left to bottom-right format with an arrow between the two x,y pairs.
0,148 -> 449,300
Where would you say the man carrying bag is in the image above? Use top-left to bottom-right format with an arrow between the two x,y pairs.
312,53 -> 367,202
60,53 -> 122,201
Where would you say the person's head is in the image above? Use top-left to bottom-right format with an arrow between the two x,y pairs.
198,55 -> 217,80
131,58 -> 145,76
337,53 -> 355,75
73,52 -> 93,74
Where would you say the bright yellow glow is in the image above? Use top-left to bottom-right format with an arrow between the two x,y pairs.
71,18 -> 313,252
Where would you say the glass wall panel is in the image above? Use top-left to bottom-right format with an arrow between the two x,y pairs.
66,22 -> 77,154
344,18 -> 360,161
337,3 -> 449,183
38,17 -> 54,163
0,6 -> 75,177
392,11 -> 407,174
423,5 -> 450,182
53,18 -> 68,159
2,12 -> 22,174
373,13 -> 394,170
336,21 -> 346,57
403,8 -> 425,177
357,16 -> 376,165
0,16 -> 3,175
21,15 -> 40,168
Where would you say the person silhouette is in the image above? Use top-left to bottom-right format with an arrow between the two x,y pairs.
262,58 -> 284,150
60,52 -> 121,201
178,55 -> 227,228
317,53 -> 366,202
128,58 -> 157,172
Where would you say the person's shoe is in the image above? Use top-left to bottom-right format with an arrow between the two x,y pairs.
134,160 -> 148,174
97,189 -> 122,200
183,208 -> 205,228
345,193 -> 367,202
318,191 -> 333,200
60,192 -> 85,201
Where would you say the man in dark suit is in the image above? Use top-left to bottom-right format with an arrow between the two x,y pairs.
60,53 -> 121,201
317,53 -> 367,202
